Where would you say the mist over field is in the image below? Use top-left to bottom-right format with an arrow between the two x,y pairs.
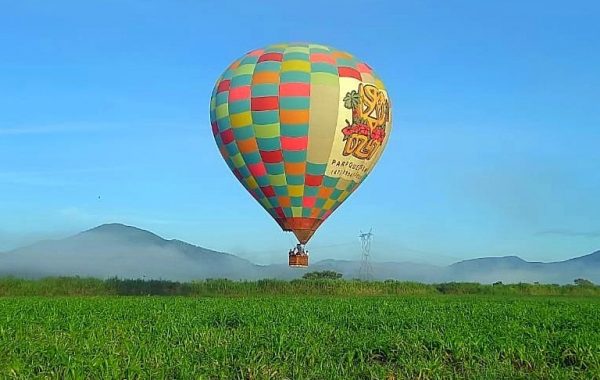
1,224 -> 598,284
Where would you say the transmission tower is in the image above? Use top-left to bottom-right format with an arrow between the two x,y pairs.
358,228 -> 374,280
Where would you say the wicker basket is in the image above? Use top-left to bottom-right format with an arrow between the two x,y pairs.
288,255 -> 309,267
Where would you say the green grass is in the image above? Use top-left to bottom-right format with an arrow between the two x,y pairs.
1,296 -> 599,379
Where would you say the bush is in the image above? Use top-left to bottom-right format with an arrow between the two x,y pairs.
574,278 -> 595,287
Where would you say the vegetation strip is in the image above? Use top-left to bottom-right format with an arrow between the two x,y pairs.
0,275 -> 599,297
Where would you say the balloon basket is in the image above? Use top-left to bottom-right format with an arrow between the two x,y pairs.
288,255 -> 309,268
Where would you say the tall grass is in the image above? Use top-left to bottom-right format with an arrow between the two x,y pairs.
0,276 -> 113,296
0,276 -> 598,297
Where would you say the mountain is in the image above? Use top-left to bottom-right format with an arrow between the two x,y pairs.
447,256 -> 539,282
560,250 -> 600,265
0,223 -> 263,281
0,224 -> 598,284
446,253 -> 600,284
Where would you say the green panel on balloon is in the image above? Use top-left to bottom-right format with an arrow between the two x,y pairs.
253,111 -> 279,125
287,175 -> 304,186
283,151 -> 306,163
231,75 -> 253,87
280,98 -> 310,110
254,62 -> 281,73
229,100 -> 250,114
251,83 -> 279,96
256,137 -> 280,151
280,72 -> 310,83
265,163 -> 285,174
284,52 -> 309,61
281,124 -> 309,137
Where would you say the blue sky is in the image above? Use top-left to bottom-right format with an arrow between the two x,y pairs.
1,1 -> 599,264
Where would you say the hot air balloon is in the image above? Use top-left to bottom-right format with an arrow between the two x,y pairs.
209,43 -> 392,267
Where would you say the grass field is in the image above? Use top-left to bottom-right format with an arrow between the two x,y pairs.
1,295 -> 599,379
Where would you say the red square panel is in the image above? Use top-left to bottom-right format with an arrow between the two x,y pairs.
305,175 -> 323,187
229,86 -> 251,101
217,80 -> 230,93
260,150 -> 283,163
302,197 -> 316,208
258,52 -> 283,62
338,67 -> 362,80
248,162 -> 267,177
281,136 -> 308,151
251,96 -> 279,111
220,129 -> 234,145
261,185 -> 276,198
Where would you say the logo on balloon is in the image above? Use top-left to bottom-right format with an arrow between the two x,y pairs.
341,84 -> 390,160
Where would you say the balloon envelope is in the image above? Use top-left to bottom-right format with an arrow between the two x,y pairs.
210,43 -> 392,244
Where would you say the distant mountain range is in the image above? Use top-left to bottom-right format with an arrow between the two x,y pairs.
0,223 -> 598,284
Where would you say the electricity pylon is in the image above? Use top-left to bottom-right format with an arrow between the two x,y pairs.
358,228 -> 374,281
